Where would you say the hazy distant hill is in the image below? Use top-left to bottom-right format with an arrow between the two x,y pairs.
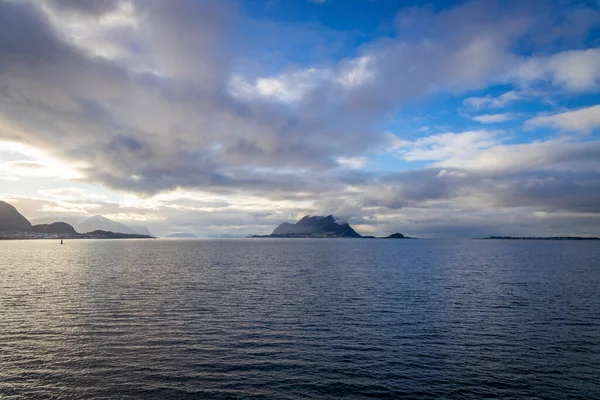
78,215 -> 138,235
166,232 -> 198,238
130,225 -> 153,236
32,214 -> 153,236
0,201 -> 32,231
268,215 -> 362,238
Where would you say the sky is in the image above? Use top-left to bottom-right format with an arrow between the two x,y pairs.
1,0 -> 600,238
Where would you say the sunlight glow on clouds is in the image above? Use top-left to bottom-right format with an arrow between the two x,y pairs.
0,141 -> 84,180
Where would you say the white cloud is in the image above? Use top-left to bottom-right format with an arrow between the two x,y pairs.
472,113 -> 516,123
463,90 -> 521,110
337,156 -> 369,168
393,130 -> 504,163
231,56 -> 377,102
39,187 -> 108,202
437,169 -> 467,178
436,138 -> 600,173
510,48 -> 600,91
526,105 -> 600,132
336,56 -> 374,89
392,130 -> 600,173
231,68 -> 332,102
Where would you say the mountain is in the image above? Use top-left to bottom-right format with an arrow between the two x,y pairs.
384,233 -> 408,239
267,215 -> 362,238
78,215 -> 136,234
81,230 -> 154,239
166,232 -> 198,238
78,216 -> 153,236
0,201 -> 154,240
31,214 -> 154,236
130,225 -> 153,236
30,215 -> 82,227
207,233 -> 248,238
29,222 -> 77,235
0,201 -> 32,231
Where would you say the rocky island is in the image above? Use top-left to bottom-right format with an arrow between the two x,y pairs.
0,201 -> 154,240
253,215 -> 412,239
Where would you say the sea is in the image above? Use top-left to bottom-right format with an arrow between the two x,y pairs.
0,238 -> 598,399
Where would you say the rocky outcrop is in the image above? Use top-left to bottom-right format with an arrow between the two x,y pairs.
384,233 -> 407,239
268,215 -> 362,238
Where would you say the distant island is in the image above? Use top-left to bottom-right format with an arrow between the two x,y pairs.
384,233 -> 407,239
0,201 -> 154,240
253,215 -> 412,239
482,236 -> 599,240
166,232 -> 198,238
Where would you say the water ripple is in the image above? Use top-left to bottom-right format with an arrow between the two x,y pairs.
1,239 -> 599,399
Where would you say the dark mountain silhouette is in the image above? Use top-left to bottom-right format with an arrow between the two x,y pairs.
267,215 -> 362,238
384,233 -> 408,239
29,222 -> 77,235
0,201 -> 32,231
81,230 -> 154,239
254,215 -> 414,239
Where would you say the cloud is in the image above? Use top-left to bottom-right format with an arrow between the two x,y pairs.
392,129 -> 600,175
472,113 -> 517,123
463,90 -> 521,109
0,0 -> 523,196
509,48 -> 600,91
44,0 -> 122,16
392,130 -> 505,163
230,68 -> 333,102
337,156 -> 369,169
526,105 -> 600,132
1,0 -> 600,236
0,138 -> 83,180
39,187 -> 108,202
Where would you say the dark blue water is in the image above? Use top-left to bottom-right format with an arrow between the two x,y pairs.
1,239 -> 599,399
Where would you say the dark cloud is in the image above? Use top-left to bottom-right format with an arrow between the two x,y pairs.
46,0 -> 121,16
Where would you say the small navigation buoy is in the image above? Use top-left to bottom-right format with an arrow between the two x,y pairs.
61,239 -> 63,245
